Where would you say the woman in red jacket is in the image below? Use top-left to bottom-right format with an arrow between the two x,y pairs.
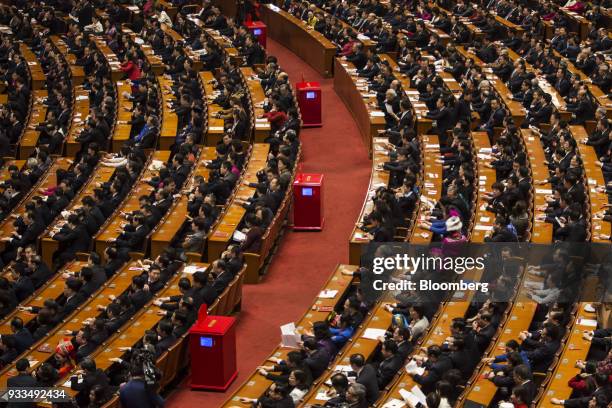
262,101 -> 288,133
120,53 -> 142,82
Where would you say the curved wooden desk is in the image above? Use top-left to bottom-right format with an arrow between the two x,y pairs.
260,4 -> 337,78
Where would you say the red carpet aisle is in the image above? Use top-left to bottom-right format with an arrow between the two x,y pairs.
166,39 -> 371,407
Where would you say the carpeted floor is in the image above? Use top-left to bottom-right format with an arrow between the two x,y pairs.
165,39 -> 370,407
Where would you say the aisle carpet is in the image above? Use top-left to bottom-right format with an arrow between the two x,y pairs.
165,39 -> 370,407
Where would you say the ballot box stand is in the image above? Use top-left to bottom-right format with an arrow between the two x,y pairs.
245,21 -> 267,48
295,81 -> 322,127
293,173 -> 324,230
189,306 -> 237,390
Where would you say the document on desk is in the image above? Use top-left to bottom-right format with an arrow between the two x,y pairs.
318,289 -> 339,299
398,385 -> 427,406
370,111 -> 385,117
362,328 -> 387,340
183,265 -> 207,274
405,360 -> 425,376
280,322 -> 301,348
576,318 -> 598,327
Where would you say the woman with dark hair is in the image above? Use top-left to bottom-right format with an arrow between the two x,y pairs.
288,369 -> 310,403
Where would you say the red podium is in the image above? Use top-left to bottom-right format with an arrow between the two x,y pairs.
293,173 -> 324,230
245,21 -> 267,48
189,307 -> 237,390
296,81 -> 322,127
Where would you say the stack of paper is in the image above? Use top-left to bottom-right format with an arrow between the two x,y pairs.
280,322 -> 301,348
398,385 -> 427,407
577,318 -> 598,327
362,328 -> 387,340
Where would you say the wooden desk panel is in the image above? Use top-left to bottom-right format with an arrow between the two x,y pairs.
64,88 -> 90,157
261,4 -> 337,77
471,131 -> 497,243
570,126 -> 611,243
18,90 -> 48,159
111,81 -> 133,153
221,264 -> 357,407
158,77 -> 179,150
242,67 -> 272,141
19,43 -> 45,90
519,129 -> 554,243
349,137 -> 390,265
334,58 -> 386,153
410,134 -> 443,244
207,144 -> 270,261
200,71 -> 225,146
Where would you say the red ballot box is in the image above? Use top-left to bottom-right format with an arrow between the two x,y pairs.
296,81 -> 322,127
189,307 -> 237,390
245,21 -> 267,48
293,173 -> 324,230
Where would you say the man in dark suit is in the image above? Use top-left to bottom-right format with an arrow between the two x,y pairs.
346,43 -> 367,70
11,263 -> 34,302
357,58 -> 380,80
426,97 -> 454,138
412,345 -> 453,394
58,277 -> 86,320
472,313 -> 496,353
302,337 -> 330,380
52,214 -> 90,266
376,340 -> 403,388
211,260 -> 233,296
527,92 -> 553,127
349,353 -> 379,404
119,367 -> 164,407
10,317 -> 33,354
70,358 -> 109,406
523,325 -> 560,372
114,215 -> 150,252
155,320 -> 177,358
7,359 -> 37,408
482,98 -> 506,138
